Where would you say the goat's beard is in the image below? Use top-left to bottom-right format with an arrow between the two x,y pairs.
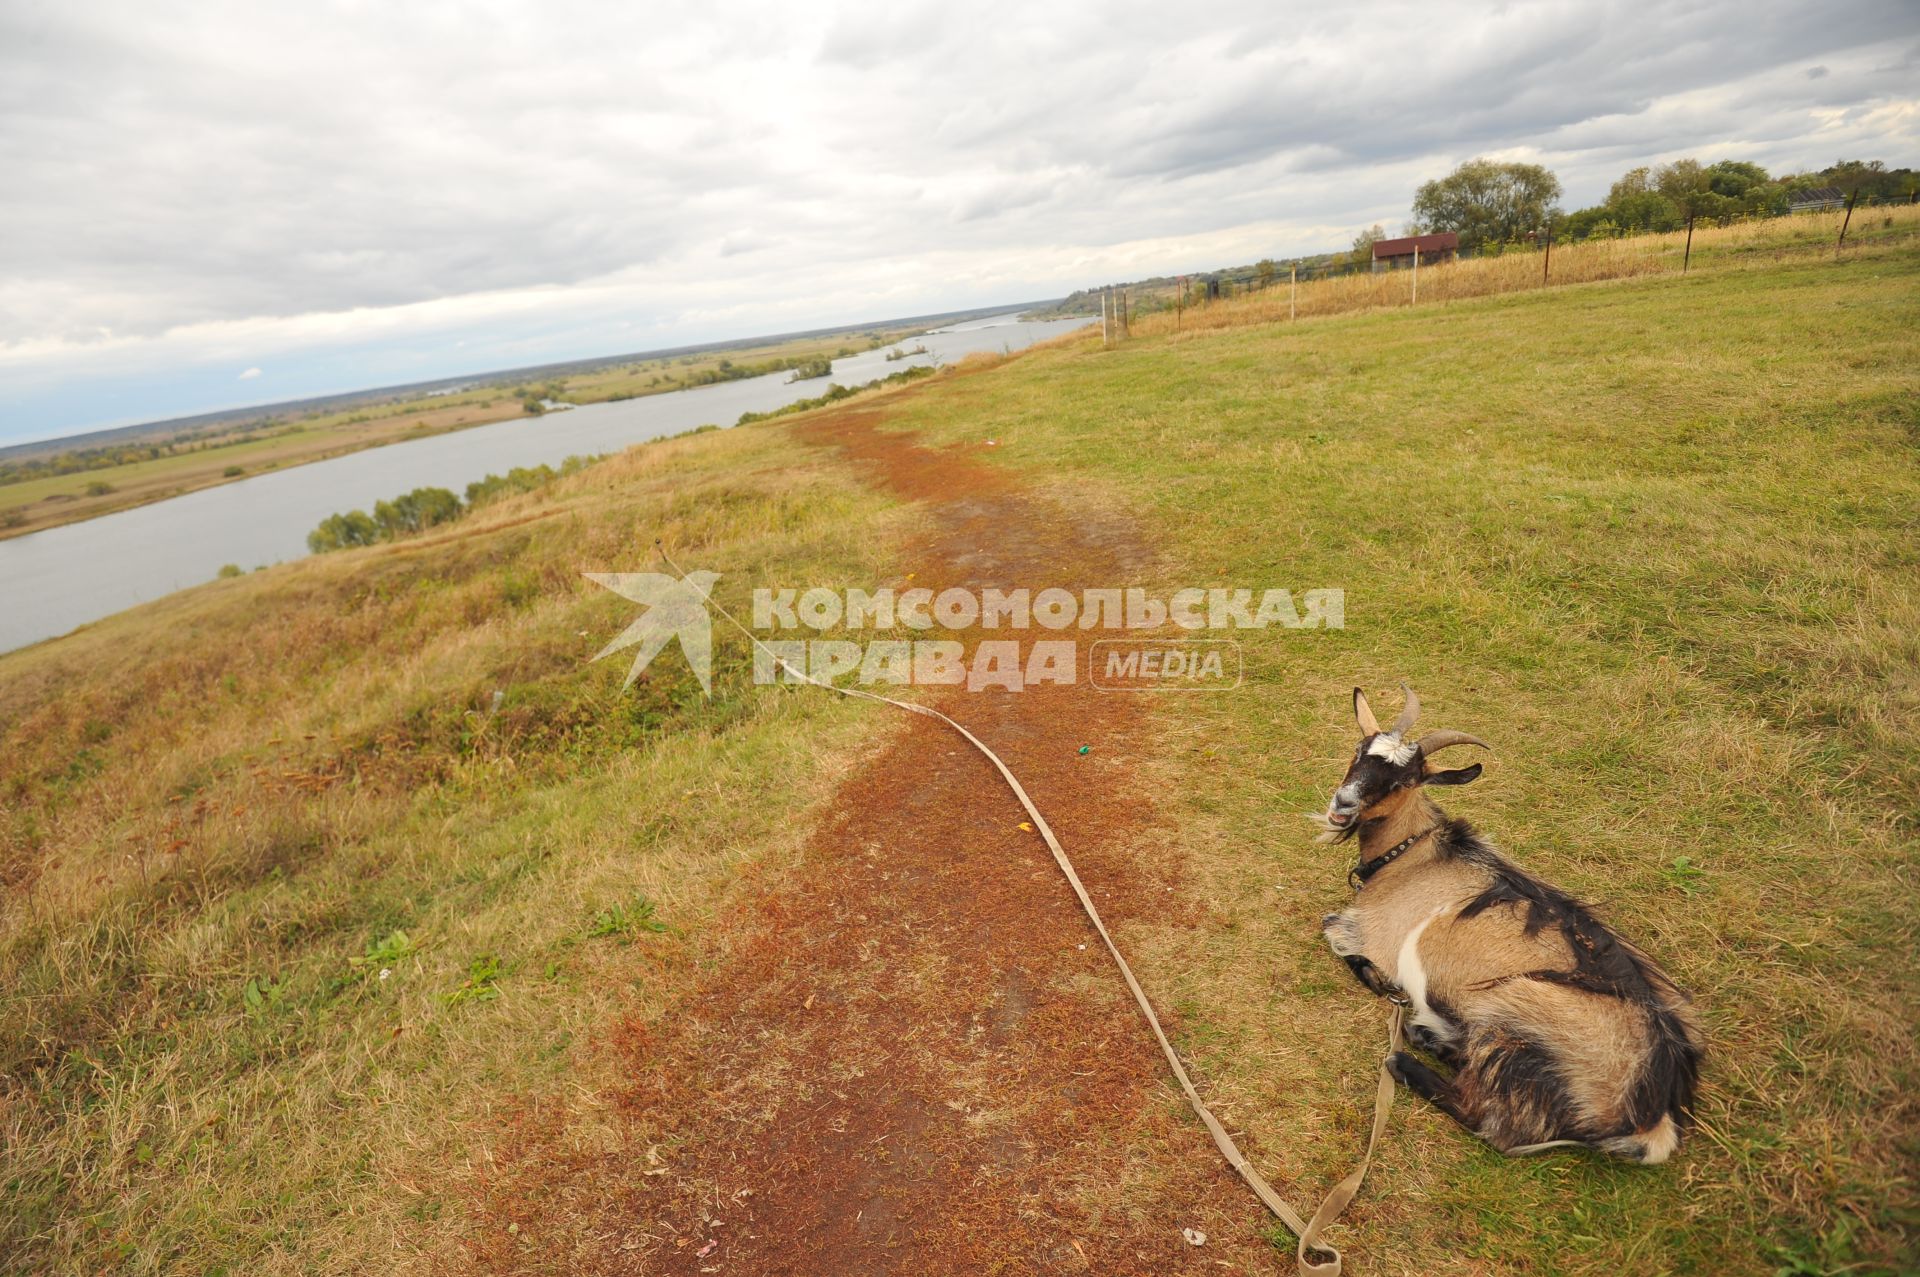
1306,812 -> 1361,845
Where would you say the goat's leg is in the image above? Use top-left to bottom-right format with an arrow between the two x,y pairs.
1324,912 -> 1404,1000
1406,1020 -> 1467,1068
1394,1052 -> 1587,1157
1387,1051 -> 1478,1132
1341,954 -> 1404,1000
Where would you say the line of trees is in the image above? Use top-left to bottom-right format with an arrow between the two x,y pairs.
1402,156 -> 1916,253
306,455 -> 597,553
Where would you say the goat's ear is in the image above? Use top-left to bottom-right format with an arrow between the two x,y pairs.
1353,687 -> 1381,736
1423,763 -> 1483,787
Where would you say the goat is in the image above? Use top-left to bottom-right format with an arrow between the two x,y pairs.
1317,687 -> 1703,1163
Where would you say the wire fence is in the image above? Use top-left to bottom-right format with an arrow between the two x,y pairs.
1088,201 -> 1920,346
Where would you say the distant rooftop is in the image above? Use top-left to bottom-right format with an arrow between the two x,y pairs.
1789,186 -> 1847,206
1373,232 -> 1460,259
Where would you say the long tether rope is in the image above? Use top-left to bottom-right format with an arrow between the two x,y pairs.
660,545 -> 1404,1275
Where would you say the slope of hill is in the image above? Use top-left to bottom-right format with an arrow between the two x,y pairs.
3,223 -> 1915,1274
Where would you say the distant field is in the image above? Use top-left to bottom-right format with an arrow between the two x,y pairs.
2,222 -> 1914,1273
0,326 -> 920,540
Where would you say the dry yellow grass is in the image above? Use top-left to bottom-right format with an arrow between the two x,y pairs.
0,422 -> 914,1273
1132,203 -> 1920,338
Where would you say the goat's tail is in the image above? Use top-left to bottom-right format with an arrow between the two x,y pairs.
1597,1113 -> 1682,1164
1606,999 -> 1703,1164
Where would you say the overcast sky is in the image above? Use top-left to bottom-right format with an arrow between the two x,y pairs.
2,0 -> 1914,444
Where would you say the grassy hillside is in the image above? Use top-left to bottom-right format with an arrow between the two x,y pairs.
3,226 -> 1916,1274
0,425 -> 914,1271
874,238 -> 1920,1273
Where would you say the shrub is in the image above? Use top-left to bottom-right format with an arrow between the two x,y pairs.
464,455 -> 596,509
738,366 -> 934,426
223,466 -> 245,477
309,460 -> 601,553
85,481 -> 114,497
371,487 -> 461,539
217,564 -> 242,579
307,509 -> 380,554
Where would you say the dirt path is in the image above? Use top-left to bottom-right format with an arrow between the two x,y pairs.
473,404 -> 1286,1274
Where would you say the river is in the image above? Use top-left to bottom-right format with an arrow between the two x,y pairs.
0,313 -> 1090,653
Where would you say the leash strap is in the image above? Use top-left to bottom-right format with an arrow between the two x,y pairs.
662,548 -> 1402,1274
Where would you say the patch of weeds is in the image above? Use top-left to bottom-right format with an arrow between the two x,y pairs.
585,896 -> 671,942
349,929 -> 420,974
1764,1215 -> 1868,1276
241,976 -> 283,1017
498,569 -> 540,608
1661,855 -> 1707,896
444,953 -> 503,1007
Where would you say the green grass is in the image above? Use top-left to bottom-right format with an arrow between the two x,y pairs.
870,239 -> 1920,1273
1,430 -> 302,506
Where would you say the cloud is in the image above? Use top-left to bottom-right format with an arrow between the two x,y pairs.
237,366 -> 262,379
2,0 -> 1916,441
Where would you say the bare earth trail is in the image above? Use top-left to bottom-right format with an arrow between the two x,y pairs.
474,402 -> 1293,1274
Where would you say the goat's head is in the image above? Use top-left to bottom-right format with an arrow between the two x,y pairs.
1319,686 -> 1491,840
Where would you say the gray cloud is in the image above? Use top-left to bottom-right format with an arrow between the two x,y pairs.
0,0 -> 1914,401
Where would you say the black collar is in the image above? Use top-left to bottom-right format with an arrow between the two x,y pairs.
1349,825 -> 1440,890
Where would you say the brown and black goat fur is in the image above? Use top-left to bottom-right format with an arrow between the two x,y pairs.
1318,688 -> 1704,1162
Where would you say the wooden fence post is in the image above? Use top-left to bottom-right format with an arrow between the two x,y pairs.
1683,214 -> 1695,273
1836,190 -> 1858,257
1101,290 -> 1110,348
1412,246 -> 1420,305
1542,223 -> 1551,283
1290,264 -> 1297,321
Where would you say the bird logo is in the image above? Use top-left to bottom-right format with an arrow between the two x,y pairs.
584,569 -> 720,693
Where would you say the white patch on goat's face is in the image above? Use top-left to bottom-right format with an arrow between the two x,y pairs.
1367,734 -> 1418,766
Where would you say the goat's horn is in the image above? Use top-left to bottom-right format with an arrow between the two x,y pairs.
1417,730 -> 1491,756
1390,684 -> 1421,736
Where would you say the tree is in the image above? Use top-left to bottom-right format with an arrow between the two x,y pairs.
1704,160 -> 1769,199
1256,258 -> 1277,288
1827,158 -> 1884,196
1350,224 -> 1385,267
307,509 -> 379,554
1607,166 -> 1653,205
372,487 -> 461,539
1654,159 -> 1742,223
1410,159 -> 1563,251
1588,163 -> 1686,232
